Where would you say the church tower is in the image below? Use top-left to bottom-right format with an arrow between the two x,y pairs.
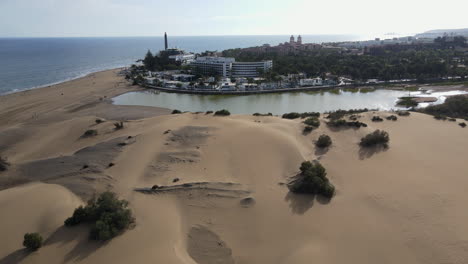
290,35 -> 295,44
164,32 -> 168,50
297,35 -> 302,45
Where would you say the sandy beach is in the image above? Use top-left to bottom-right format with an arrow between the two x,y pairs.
1,70 -> 468,264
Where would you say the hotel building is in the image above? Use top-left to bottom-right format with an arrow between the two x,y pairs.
190,57 -> 273,78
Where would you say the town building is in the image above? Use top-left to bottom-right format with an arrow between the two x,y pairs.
241,35 -> 321,55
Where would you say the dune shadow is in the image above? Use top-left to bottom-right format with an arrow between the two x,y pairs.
45,225 -> 104,263
314,146 -> 330,156
316,194 -> 332,205
284,192 -> 315,215
358,144 -> 389,160
0,249 -> 29,264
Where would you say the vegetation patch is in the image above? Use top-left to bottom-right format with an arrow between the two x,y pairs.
397,97 -> 419,107
113,122 -> 124,130
253,112 -> 273,116
205,111 -> 213,114
303,117 -> 320,128
172,109 -> 182,114
459,122 -> 466,128
315,134 -> 332,148
64,192 -> 134,241
282,112 -> 320,119
95,119 -> 104,124
303,126 -> 314,134
23,233 -> 43,251
397,111 -> 411,116
214,109 -> 231,116
386,115 -> 398,121
82,129 -> 98,138
288,161 -> 335,199
282,112 -> 301,119
423,95 -> 468,119
325,109 -> 373,120
327,119 -> 367,128
360,130 -> 390,148
371,116 -> 384,122
434,115 -> 447,120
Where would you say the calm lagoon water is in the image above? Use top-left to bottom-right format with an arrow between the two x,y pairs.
112,89 -> 464,114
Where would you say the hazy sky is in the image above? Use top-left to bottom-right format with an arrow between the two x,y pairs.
0,0 -> 467,37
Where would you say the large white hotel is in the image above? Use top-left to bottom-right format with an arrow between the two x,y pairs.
190,57 -> 273,78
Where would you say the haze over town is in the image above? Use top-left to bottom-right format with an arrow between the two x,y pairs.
0,0 -> 467,37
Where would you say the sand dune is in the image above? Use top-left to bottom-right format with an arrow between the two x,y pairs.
1,70 -> 468,263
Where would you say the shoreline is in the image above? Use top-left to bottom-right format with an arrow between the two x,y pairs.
0,66 -> 128,97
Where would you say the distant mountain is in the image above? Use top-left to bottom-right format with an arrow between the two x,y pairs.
415,28 -> 468,38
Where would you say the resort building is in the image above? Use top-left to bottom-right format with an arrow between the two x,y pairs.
190,57 -> 235,77
190,56 -> 273,78
231,61 -> 273,78
299,78 -> 323,86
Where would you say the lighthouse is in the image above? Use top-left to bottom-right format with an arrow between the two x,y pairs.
164,32 -> 168,50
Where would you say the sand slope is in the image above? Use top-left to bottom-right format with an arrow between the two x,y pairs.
1,71 -> 468,264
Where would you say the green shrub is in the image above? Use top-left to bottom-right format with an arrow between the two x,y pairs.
282,112 -> 301,119
300,112 -> 320,118
371,116 -> 383,122
113,122 -> 124,130
448,118 -> 456,122
327,119 -> 367,128
303,126 -> 314,133
360,130 -> 390,148
397,111 -> 411,116
459,122 -> 466,128
0,156 -> 9,172
64,192 -> 134,241
397,97 -> 418,107
303,117 -> 320,128
434,115 -> 447,120
95,119 -> 104,124
289,161 -> 335,199
253,112 -> 273,116
423,95 -> 468,119
386,115 -> 398,121
325,108 -> 372,120
23,233 -> 43,251
214,109 -> 231,116
316,134 -> 332,148
171,109 -> 182,114
282,112 -> 321,119
82,129 -> 98,138
205,111 -> 213,114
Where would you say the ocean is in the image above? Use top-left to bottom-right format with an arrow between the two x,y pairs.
0,35 -> 366,95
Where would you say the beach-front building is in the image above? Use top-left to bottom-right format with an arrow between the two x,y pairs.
299,78 -> 323,86
190,56 -> 273,78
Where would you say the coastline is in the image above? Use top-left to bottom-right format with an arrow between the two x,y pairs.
0,68 -> 171,130
0,66 -> 128,96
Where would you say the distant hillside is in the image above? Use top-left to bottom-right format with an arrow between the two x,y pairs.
415,28 -> 468,38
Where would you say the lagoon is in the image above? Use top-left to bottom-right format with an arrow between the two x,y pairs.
112,88 -> 464,114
